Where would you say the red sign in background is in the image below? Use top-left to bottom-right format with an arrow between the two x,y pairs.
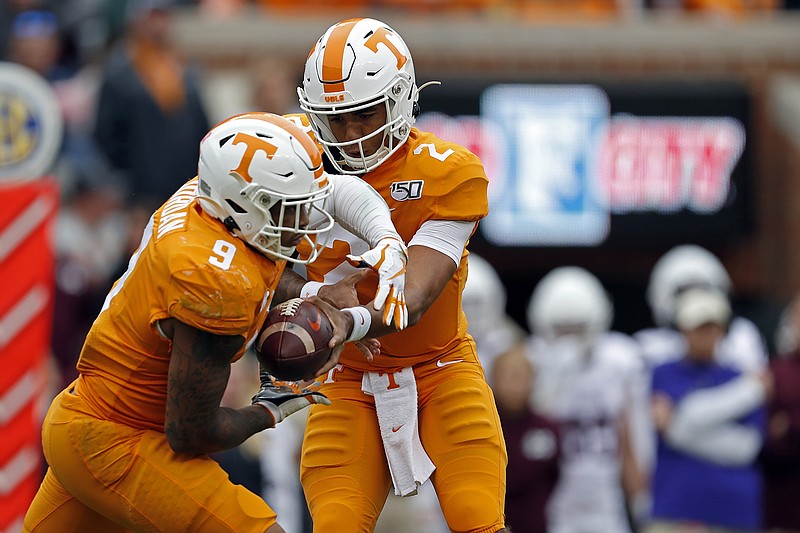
0,179 -> 58,532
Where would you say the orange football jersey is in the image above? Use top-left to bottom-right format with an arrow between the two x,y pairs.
287,114 -> 489,371
75,178 -> 284,431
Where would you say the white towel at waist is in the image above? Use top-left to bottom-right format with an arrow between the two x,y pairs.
361,367 -> 436,497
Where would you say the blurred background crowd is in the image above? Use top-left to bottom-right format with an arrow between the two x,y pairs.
3,0 -> 800,531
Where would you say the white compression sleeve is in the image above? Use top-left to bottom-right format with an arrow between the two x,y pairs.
327,174 -> 399,246
408,220 -> 476,267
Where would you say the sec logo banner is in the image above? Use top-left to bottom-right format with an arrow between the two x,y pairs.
0,62 -> 63,181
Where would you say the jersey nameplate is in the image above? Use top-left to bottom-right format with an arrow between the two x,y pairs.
157,181 -> 197,239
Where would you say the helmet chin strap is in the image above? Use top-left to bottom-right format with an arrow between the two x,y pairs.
223,216 -> 239,232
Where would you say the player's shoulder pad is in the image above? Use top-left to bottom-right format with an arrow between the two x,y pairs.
165,237 -> 263,334
410,129 -> 486,179
166,236 -> 262,296
729,316 -> 765,340
408,130 -> 489,221
598,331 -> 645,372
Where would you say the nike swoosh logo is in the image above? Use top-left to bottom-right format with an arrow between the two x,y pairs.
307,313 -> 321,332
391,425 -> 403,432
436,359 -> 463,367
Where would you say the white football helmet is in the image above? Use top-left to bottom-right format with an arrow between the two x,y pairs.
463,254 -> 507,342
197,113 -> 334,263
298,18 -> 418,174
647,245 -> 731,327
528,266 -> 612,353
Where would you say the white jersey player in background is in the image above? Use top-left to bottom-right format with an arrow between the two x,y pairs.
526,267 -> 649,533
462,253 -> 526,381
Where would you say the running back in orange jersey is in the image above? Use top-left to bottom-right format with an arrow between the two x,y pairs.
75,178 -> 284,430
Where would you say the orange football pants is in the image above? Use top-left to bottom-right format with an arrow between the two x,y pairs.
300,337 -> 507,533
23,385 -> 277,532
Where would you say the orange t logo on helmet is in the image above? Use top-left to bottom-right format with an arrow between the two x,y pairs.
320,19 -> 406,94
365,27 -> 407,70
231,132 -> 278,183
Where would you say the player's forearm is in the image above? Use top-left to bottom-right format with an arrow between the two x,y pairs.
167,405 -> 273,455
329,174 -> 399,246
619,419 -> 646,502
276,267 -> 308,303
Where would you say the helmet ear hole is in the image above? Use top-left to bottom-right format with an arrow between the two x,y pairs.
225,199 -> 248,214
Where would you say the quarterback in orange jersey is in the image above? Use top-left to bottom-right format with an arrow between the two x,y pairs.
23,113 -> 409,533
278,18 -> 509,533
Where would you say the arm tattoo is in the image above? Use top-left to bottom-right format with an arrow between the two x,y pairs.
275,266 -> 307,304
165,321 -> 271,454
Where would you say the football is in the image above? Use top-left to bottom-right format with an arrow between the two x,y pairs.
255,298 -> 333,381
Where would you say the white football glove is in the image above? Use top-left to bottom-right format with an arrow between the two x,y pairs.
347,237 -> 408,330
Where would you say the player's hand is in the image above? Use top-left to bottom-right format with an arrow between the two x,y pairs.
309,298 -> 381,365
354,337 -> 381,363
252,370 -> 329,427
306,296 -> 351,375
346,237 -> 408,330
317,269 -> 370,308
650,393 -> 674,432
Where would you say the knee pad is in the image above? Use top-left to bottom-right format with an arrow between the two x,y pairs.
310,501 -> 374,533
439,487 -> 505,533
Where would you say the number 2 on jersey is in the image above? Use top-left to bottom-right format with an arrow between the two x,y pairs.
414,143 -> 454,162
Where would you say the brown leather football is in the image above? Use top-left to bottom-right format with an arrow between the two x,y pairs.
255,298 -> 333,381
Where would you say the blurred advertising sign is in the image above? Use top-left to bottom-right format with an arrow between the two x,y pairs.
0,61 -> 63,181
416,83 -> 747,247
0,61 -> 61,530
598,116 -> 744,214
480,84 -> 611,246
0,180 -> 58,531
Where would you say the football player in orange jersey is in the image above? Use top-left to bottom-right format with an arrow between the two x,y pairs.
23,112 -> 410,533
277,18 -> 509,532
